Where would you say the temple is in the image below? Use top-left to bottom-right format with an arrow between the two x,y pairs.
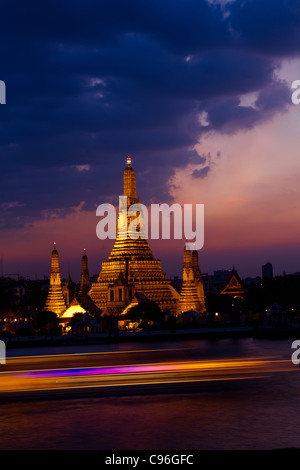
219,269 -> 247,299
89,157 -> 181,315
44,157 -> 207,322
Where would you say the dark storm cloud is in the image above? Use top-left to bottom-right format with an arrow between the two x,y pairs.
202,80 -> 291,133
192,166 -> 211,179
228,0 -> 300,57
0,0 -> 230,51
0,0 -> 299,229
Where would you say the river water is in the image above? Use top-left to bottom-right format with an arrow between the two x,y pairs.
1,337 -> 300,450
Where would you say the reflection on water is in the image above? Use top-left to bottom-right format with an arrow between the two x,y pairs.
5,335 -> 293,358
1,337 -> 300,450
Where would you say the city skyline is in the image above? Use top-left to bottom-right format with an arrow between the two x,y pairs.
1,0 -> 300,280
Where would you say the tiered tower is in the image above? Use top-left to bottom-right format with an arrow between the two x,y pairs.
192,249 -> 206,311
62,269 -> 77,306
79,248 -> 90,295
89,157 -> 180,314
44,243 -> 66,315
178,244 -> 206,314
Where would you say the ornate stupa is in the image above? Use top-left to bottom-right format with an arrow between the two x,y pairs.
89,157 -> 180,314
178,244 -> 206,315
79,248 -> 90,295
191,249 -> 206,311
62,269 -> 77,306
44,243 -> 67,315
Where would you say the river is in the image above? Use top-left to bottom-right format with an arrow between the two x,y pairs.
0,336 -> 299,450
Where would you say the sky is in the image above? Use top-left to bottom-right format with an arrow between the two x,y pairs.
1,0 -> 300,281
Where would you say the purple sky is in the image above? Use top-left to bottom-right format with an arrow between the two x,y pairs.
1,0 -> 300,280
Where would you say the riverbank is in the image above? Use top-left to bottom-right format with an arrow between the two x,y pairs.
2,324 -> 300,349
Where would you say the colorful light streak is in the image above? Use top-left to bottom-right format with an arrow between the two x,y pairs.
0,357 -> 295,397
18,363 -> 179,378
12,358 -> 284,379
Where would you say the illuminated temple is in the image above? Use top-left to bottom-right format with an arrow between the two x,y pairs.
44,158 -> 207,320
89,157 -> 181,315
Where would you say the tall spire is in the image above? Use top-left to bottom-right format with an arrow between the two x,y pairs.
192,250 -> 201,281
109,157 -> 153,260
79,248 -> 90,295
178,244 -> 204,315
62,267 -> 76,307
123,155 -> 137,207
192,249 -> 206,311
89,157 -> 180,315
44,243 -> 66,315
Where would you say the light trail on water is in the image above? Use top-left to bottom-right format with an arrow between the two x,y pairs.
0,354 -> 296,398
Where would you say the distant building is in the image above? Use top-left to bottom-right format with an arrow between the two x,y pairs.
244,276 -> 261,286
212,270 -> 232,291
262,262 -> 273,279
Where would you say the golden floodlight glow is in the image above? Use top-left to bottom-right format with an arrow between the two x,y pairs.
127,155 -> 131,165
61,304 -> 86,318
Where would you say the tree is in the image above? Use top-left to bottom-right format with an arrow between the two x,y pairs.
33,310 -> 59,336
126,301 -> 164,327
